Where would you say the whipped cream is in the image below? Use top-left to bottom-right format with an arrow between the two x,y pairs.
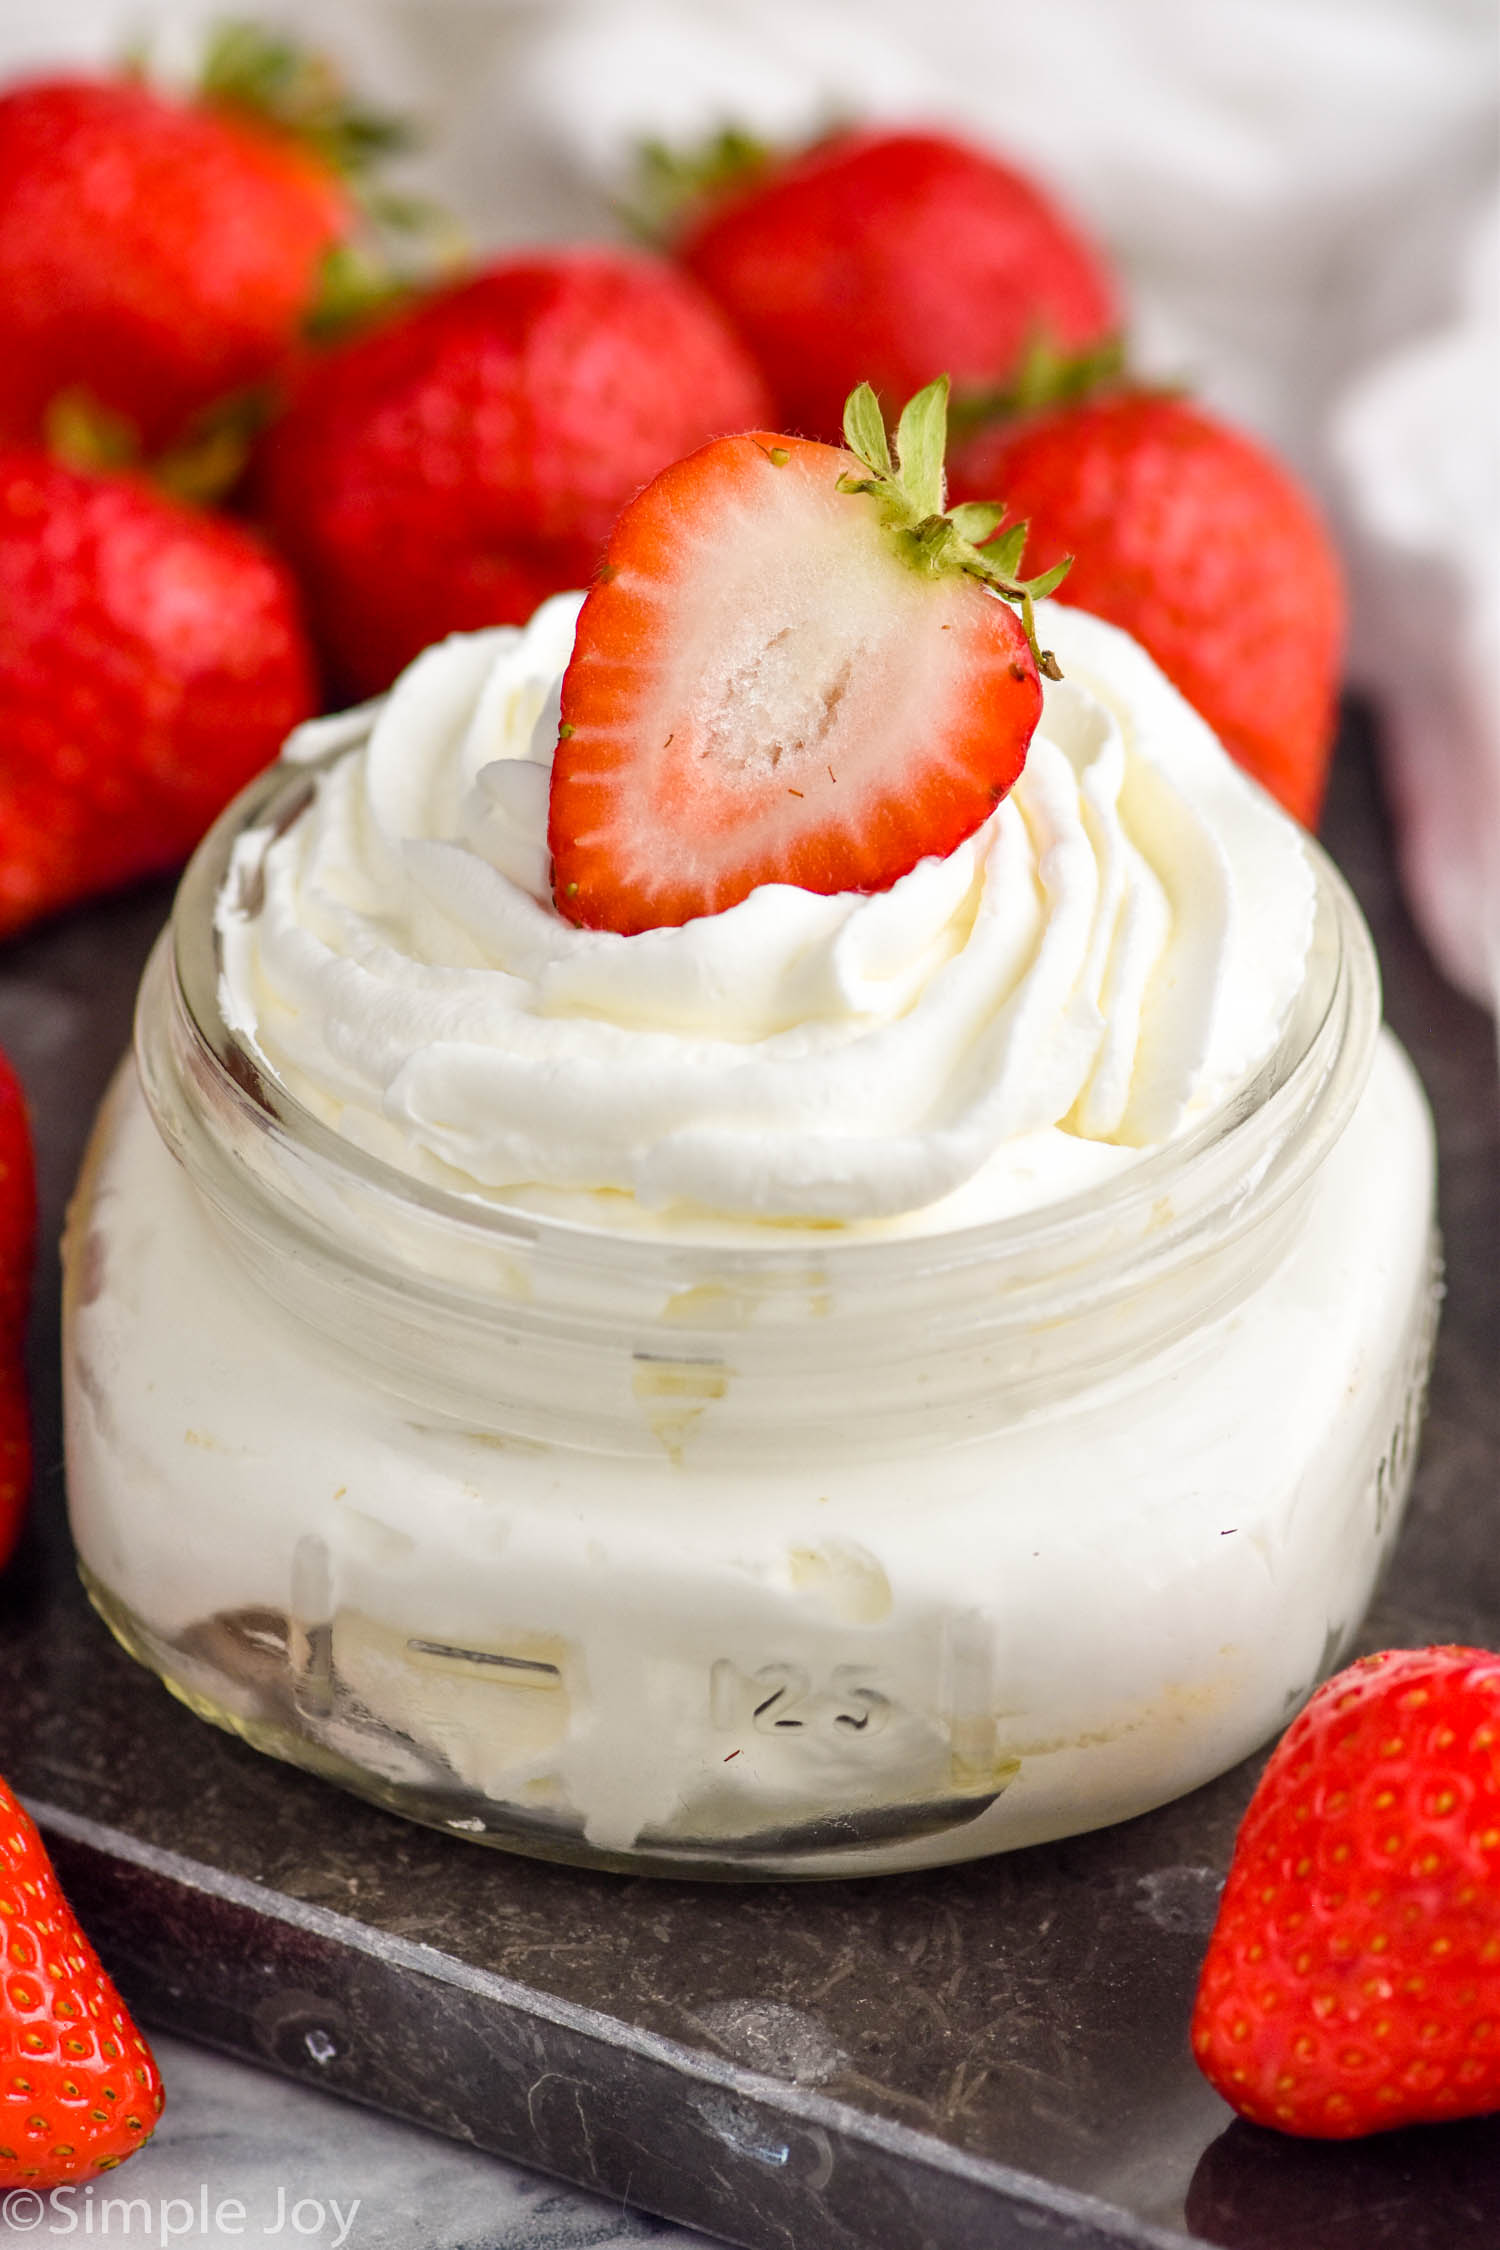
216,597 -> 1314,1234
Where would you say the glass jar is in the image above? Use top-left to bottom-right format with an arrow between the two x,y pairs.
62,755 -> 1439,1880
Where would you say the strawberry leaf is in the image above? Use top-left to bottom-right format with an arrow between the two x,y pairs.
198,21 -> 418,179
950,329 -> 1129,438
843,382 -> 892,477
984,523 -> 1029,579
947,500 -> 1004,544
894,376 -> 949,518
152,388 -> 274,506
622,125 -> 776,244
43,378 -> 272,507
1024,558 -> 1073,602
361,189 -> 452,235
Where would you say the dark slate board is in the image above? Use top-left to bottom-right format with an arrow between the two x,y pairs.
0,707 -> 1496,2250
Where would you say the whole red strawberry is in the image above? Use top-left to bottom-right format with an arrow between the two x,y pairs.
0,1050 -> 34,1569
672,129 -> 1119,444
0,452 -> 316,938
0,1777 -> 163,2185
950,392 -> 1345,826
1193,1647 -> 1500,2138
0,52 -> 354,454
259,251 -> 773,700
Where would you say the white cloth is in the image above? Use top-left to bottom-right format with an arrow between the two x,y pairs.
1332,199 -> 1500,1011
5,0 -> 1497,1017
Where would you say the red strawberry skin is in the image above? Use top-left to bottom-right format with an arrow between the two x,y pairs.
1193,1648 -> 1500,2138
676,129 -> 1118,443
550,429 -> 1041,934
950,393 -> 1345,826
0,453 -> 316,938
0,1778 -> 163,2185
0,1050 -> 34,1570
0,76 -> 350,453
258,253 -> 774,701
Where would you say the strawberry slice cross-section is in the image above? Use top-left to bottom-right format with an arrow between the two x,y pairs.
548,377 -> 1065,934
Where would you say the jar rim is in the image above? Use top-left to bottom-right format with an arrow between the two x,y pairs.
149,746 -> 1381,1311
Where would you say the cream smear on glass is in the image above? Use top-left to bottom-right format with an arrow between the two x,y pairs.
216,595 -> 1315,1235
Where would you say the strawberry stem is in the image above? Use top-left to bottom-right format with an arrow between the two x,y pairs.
837,376 -> 1069,677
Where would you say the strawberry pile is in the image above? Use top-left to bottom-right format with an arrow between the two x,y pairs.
0,35 -> 1348,946
0,28 -> 357,942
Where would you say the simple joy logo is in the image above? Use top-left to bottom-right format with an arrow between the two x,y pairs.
1,2185 -> 360,2245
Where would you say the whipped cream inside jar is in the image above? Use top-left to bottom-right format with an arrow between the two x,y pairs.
63,598 -> 1439,1877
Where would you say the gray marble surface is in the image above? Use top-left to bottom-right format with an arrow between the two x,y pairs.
0,2035 -> 711,2249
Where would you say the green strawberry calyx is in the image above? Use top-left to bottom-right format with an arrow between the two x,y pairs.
838,376 -> 1071,679
44,383 -> 272,507
193,22 -> 465,343
948,329 -> 1129,440
197,20 -> 416,183
623,124 -> 778,242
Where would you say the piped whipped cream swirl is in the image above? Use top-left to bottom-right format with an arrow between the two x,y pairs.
216,595 -> 1314,1235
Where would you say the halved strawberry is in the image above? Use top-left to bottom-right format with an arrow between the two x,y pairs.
549,378 -> 1063,933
